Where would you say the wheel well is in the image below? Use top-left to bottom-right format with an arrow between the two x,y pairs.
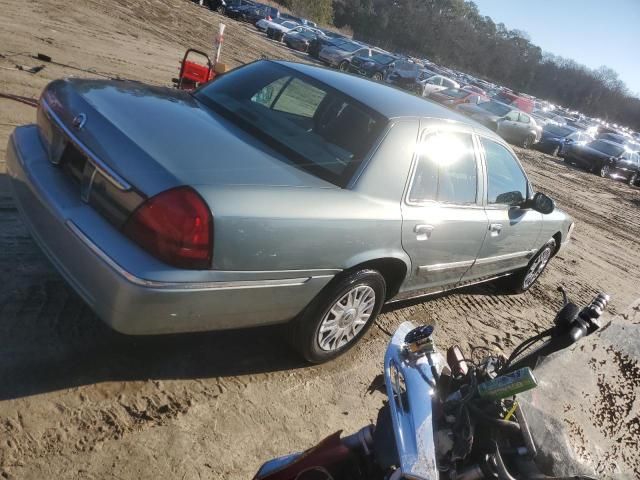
347,258 -> 408,300
552,232 -> 562,254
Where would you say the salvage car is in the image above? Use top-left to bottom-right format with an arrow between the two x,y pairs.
318,41 -> 372,71
563,139 -> 640,183
428,88 -> 488,108
283,29 -> 325,53
256,17 -> 298,33
457,100 -> 542,148
535,124 -> 591,157
348,51 -> 397,81
385,60 -> 427,93
420,73 -> 460,97
7,60 -> 573,363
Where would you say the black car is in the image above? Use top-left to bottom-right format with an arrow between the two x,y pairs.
224,2 -> 255,20
348,51 -> 397,81
284,29 -> 322,53
386,61 -> 430,94
597,132 -> 628,144
563,139 -> 640,184
535,124 -> 591,157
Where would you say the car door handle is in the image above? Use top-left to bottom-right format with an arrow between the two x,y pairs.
489,223 -> 503,236
414,224 -> 434,241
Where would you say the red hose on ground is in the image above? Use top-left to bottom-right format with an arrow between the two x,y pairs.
0,92 -> 38,107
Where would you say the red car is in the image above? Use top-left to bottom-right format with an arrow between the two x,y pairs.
428,87 -> 488,107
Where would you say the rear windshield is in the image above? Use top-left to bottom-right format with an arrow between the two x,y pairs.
479,101 -> 511,116
545,125 -> 574,137
194,61 -> 387,187
588,140 -> 624,157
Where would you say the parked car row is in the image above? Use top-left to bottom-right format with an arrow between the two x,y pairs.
209,0 -> 640,188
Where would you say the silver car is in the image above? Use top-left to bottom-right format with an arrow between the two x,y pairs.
318,41 -> 372,71
457,100 -> 542,148
6,60 -> 573,363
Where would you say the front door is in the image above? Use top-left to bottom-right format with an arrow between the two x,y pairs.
400,129 -> 489,297
496,110 -> 521,143
463,137 -> 542,283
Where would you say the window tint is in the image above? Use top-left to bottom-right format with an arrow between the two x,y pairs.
271,78 -> 326,118
409,132 -> 477,204
481,139 -> 528,206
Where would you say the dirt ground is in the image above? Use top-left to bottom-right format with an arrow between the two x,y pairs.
0,0 -> 639,478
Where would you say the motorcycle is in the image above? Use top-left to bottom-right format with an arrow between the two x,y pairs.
254,288 -> 610,480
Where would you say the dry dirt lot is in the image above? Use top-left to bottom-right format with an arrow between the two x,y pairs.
0,0 -> 639,478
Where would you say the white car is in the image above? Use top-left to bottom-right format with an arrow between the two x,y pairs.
420,74 -> 460,97
256,17 -> 298,33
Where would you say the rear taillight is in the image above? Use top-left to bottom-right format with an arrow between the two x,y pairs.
123,186 -> 212,270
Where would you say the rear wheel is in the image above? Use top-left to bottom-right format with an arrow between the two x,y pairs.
287,269 -> 386,363
495,239 -> 556,294
339,60 -> 350,72
629,172 -> 638,186
551,145 -> 560,157
599,163 -> 610,178
372,72 -> 383,81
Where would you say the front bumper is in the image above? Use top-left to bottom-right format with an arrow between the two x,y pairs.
6,125 -> 334,335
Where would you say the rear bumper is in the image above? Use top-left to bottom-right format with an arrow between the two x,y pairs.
6,125 -> 335,334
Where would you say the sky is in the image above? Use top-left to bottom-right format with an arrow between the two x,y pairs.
471,0 -> 640,96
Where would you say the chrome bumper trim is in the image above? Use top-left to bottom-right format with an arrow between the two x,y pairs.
42,98 -> 132,191
66,220 -> 322,290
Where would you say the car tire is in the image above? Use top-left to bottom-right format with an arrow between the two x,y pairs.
522,134 -> 535,149
599,163 -> 610,178
495,239 -> 556,294
287,269 -> 386,364
629,172 -> 638,187
339,60 -> 350,72
551,145 -> 560,157
372,72 -> 383,81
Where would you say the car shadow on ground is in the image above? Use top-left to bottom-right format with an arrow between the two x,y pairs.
0,173 -> 497,401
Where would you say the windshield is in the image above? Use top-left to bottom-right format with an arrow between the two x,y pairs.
545,125 -> 574,137
337,42 -> 364,53
394,61 -> 420,73
588,140 -> 624,156
479,101 -> 511,116
370,53 -> 395,64
194,61 -> 387,187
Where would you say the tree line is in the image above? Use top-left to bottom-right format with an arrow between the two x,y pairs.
273,0 -> 640,130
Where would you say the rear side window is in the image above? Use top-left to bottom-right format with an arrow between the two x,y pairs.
409,132 -> 478,205
481,139 -> 528,206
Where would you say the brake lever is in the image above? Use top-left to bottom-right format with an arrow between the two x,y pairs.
557,285 -> 568,306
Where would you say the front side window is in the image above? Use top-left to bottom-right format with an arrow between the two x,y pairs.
519,113 -> 531,124
409,132 -> 478,205
481,138 -> 528,206
195,61 -> 386,187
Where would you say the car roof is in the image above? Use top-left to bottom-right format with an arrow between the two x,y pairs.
276,61 -> 497,128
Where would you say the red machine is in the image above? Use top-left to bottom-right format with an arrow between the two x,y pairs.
174,48 -> 215,90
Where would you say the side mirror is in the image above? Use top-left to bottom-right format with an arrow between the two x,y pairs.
524,192 -> 555,214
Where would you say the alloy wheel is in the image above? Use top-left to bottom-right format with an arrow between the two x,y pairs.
600,164 -> 610,178
339,61 -> 349,72
373,72 -> 383,81
523,247 -> 552,290
317,285 -> 376,351
628,173 -> 638,186
551,145 -> 560,157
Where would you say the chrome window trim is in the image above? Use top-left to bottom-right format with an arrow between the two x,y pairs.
41,98 -> 132,191
66,220 -> 332,290
404,125 -> 483,208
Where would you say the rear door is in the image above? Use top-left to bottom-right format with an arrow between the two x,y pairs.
462,137 -> 542,283
497,110 -> 521,142
400,127 -> 489,295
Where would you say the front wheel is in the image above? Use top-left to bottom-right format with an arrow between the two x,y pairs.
495,239 -> 556,294
551,145 -> 560,157
339,60 -> 350,72
628,172 -> 638,186
287,269 -> 386,363
599,163 -> 610,178
372,72 -> 383,81
522,134 -> 535,149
